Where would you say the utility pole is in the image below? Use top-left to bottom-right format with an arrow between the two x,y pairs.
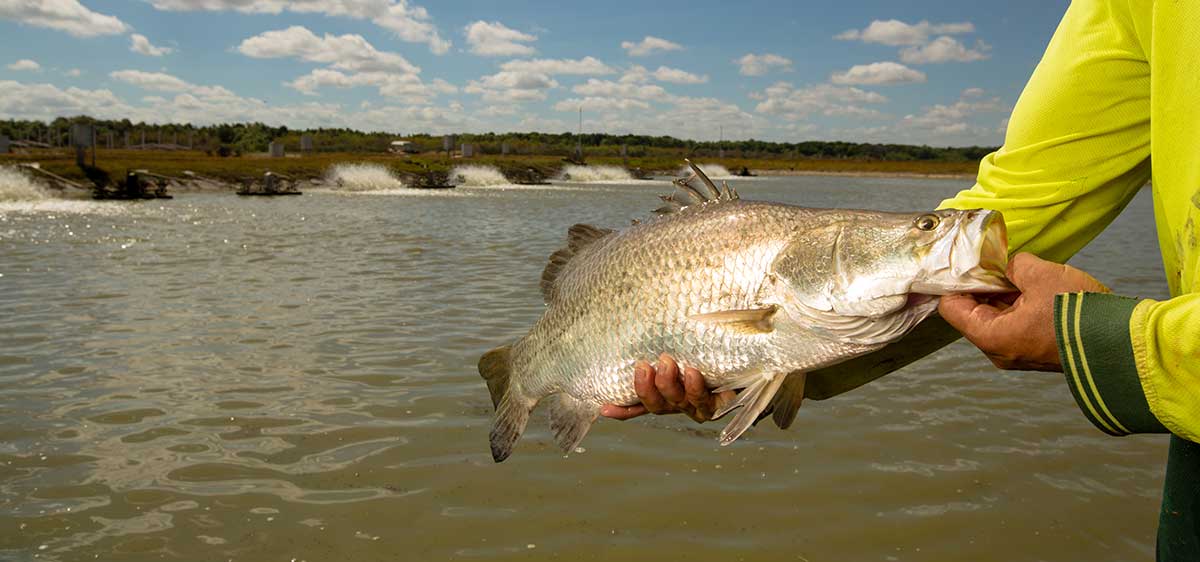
575,106 -> 583,162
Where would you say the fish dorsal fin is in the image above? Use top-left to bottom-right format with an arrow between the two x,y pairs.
540,223 -> 615,302
654,159 -> 739,215
689,305 -> 778,334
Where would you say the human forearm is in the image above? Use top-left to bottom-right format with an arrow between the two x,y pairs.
1057,292 -> 1200,441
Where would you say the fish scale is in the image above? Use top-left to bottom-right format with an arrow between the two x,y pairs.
480,163 -> 1012,462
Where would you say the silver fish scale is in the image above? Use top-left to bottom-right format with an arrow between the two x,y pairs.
512,200 -> 831,407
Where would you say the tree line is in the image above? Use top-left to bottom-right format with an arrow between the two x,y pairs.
0,116 -> 997,162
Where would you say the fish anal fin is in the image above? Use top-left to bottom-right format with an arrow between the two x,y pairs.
689,305 -> 778,335
546,393 -> 600,453
716,373 -> 788,446
770,372 -> 807,429
490,395 -> 533,463
540,224 -> 615,302
479,344 -> 535,463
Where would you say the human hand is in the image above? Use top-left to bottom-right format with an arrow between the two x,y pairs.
938,252 -> 1110,372
599,353 -> 736,423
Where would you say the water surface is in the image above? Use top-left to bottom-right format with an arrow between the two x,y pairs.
0,176 -> 1169,561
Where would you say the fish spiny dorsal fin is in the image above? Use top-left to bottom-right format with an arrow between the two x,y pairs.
655,160 -> 740,215
687,159 -> 723,199
540,223 -> 615,302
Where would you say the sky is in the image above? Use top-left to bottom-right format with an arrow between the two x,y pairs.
0,0 -> 1070,146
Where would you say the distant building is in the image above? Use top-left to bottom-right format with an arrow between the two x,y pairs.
0,135 -> 10,154
268,141 -> 285,158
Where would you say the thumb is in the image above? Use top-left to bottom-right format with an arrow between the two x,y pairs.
939,293 -> 1005,342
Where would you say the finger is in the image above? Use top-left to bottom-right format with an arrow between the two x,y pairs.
654,354 -> 686,405
938,293 -> 1006,344
682,366 -> 714,420
634,360 -> 669,413
713,390 -> 737,414
1006,252 -> 1061,291
600,404 -> 647,420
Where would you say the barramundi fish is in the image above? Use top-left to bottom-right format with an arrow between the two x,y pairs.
480,162 -> 1012,462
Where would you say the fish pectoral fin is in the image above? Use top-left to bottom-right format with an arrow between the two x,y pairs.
769,371 -> 807,430
712,372 -> 788,446
546,393 -> 600,453
689,305 -> 778,335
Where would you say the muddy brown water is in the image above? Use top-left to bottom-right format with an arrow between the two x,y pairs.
0,176 -> 1170,561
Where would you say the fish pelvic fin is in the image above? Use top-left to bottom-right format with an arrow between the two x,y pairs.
479,345 -> 533,462
715,372 -> 788,446
541,224 -> 615,303
546,393 -> 600,453
769,372 -> 807,430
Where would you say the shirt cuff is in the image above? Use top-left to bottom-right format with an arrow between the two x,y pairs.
1053,292 -> 1168,436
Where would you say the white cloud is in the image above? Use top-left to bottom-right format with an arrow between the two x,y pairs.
0,80 -> 133,120
752,82 -> 887,120
0,77 -> 473,133
621,36 -> 683,57
130,34 -> 175,57
653,66 -> 708,84
834,19 -> 974,46
464,70 -> 557,103
831,62 -> 925,85
237,26 -> 419,74
287,69 -> 454,103
899,36 -> 990,64
145,0 -> 450,54
499,57 -> 615,76
736,53 -> 792,76
554,97 -> 650,112
899,90 -> 1006,133
65,68 -> 81,77
464,21 -> 536,57
572,79 -> 669,101
619,65 -> 650,83
0,0 -> 128,37
7,59 -> 40,72
110,69 -> 237,99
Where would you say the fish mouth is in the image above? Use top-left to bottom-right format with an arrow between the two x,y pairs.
911,209 -> 1014,295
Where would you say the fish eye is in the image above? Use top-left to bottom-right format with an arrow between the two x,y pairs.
915,214 -> 940,231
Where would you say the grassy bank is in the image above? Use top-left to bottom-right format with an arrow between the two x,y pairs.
0,148 -> 979,187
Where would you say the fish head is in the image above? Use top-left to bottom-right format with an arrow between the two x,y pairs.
909,208 -> 1012,295
772,208 -> 1012,319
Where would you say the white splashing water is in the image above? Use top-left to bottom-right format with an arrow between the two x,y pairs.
0,166 -> 51,202
326,163 -> 405,191
678,163 -> 732,179
0,166 -> 119,215
451,165 -> 511,187
557,165 -> 633,182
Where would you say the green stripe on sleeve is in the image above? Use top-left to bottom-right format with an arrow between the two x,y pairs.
1056,293 -> 1122,436
1054,292 -> 1168,436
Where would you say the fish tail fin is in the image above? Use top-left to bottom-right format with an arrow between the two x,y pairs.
717,372 -> 788,446
770,372 -> 807,430
479,345 -> 533,462
546,393 -> 600,453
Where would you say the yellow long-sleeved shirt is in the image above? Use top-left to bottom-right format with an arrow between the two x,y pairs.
940,0 -> 1200,443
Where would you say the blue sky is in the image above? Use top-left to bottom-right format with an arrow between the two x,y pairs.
0,0 -> 1069,145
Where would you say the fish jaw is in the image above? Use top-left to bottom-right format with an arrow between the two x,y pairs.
911,209 -> 1013,295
